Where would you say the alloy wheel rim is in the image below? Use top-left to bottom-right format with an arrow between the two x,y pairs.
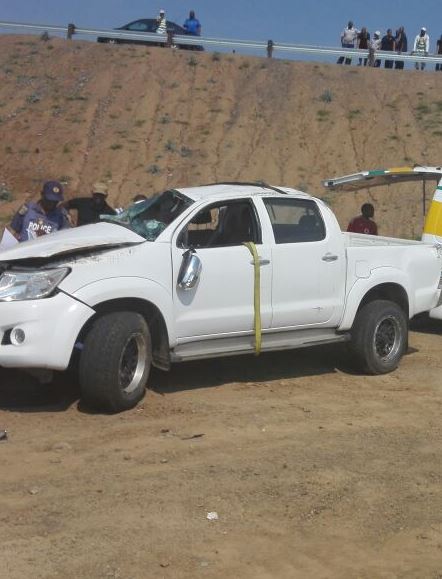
373,316 -> 401,362
118,333 -> 147,394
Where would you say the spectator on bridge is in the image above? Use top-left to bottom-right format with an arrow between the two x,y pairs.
63,182 -> 116,226
413,27 -> 430,70
156,9 -> 167,34
338,21 -> 359,65
183,10 -> 201,36
368,31 -> 382,67
436,34 -> 442,70
347,203 -> 378,235
381,29 -> 396,68
357,27 -> 370,66
10,181 -> 70,242
394,26 -> 408,69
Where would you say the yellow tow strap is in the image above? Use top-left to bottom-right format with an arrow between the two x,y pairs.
243,242 -> 262,355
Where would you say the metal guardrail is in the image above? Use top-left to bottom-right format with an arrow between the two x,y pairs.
1,20 -> 442,65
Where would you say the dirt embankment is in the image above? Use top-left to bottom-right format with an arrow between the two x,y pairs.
0,35 -> 442,237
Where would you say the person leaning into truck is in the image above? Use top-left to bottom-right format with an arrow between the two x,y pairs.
347,203 -> 378,235
10,180 -> 71,242
62,182 -> 116,226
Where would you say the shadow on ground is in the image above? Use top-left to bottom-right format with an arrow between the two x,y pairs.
410,313 -> 442,335
0,368 -> 80,412
150,342 -> 352,394
0,343 -> 353,412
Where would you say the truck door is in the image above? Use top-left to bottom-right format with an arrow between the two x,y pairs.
171,199 -> 272,339
262,197 -> 346,328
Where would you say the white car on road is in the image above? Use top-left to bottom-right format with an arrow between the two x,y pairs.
0,182 -> 441,412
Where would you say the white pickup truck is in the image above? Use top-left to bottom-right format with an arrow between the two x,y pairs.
0,182 -> 441,412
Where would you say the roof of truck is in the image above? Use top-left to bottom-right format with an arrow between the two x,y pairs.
323,166 -> 442,192
176,182 -> 311,201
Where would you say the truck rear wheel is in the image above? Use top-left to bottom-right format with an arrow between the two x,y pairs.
79,312 -> 151,413
350,299 -> 407,374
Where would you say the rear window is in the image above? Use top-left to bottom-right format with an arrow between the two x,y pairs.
264,198 -> 326,243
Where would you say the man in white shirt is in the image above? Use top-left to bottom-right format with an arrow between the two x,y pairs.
338,21 -> 359,65
414,27 -> 430,70
368,31 -> 382,67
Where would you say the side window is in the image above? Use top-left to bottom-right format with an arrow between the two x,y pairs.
178,201 -> 261,248
127,21 -> 149,31
264,198 -> 326,243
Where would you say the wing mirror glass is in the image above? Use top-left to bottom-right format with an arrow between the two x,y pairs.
177,249 -> 202,290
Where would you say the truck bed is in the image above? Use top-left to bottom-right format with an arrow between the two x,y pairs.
343,232 -> 426,247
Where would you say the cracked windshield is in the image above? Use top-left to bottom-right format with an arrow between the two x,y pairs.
101,189 -> 194,240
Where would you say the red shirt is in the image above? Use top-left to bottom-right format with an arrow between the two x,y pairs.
347,216 -> 378,235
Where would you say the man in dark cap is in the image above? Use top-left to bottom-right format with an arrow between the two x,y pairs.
10,180 -> 70,242
63,182 -> 116,226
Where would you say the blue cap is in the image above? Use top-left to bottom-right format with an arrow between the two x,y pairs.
42,181 -> 64,201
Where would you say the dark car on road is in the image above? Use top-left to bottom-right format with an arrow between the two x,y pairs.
97,18 -> 203,50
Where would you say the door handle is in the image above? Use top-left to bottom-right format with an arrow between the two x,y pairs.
250,257 -> 270,266
322,253 -> 338,262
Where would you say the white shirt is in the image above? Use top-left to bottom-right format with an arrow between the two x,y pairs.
414,33 -> 430,52
341,26 -> 359,46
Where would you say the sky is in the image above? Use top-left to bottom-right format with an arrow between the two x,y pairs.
2,1 -> 442,52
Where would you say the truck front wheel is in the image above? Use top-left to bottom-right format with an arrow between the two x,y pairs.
350,299 -> 407,374
79,312 -> 151,413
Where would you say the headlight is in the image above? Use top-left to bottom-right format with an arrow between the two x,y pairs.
0,267 -> 70,301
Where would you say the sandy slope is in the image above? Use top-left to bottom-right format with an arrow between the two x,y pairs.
0,35 -> 442,237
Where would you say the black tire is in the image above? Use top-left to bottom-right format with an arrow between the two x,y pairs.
349,299 -> 408,374
79,312 -> 151,413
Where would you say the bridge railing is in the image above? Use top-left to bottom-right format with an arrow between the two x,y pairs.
0,20 -> 441,66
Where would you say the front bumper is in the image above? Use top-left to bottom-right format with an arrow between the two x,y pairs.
0,292 -> 94,370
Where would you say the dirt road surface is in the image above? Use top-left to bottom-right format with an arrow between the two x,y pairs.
1,321 -> 441,579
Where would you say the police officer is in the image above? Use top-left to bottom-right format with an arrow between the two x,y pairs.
10,181 -> 70,242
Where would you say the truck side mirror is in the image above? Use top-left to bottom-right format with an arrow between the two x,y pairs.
177,249 -> 202,290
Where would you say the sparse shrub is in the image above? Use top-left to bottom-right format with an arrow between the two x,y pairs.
180,146 -> 192,158
147,164 -> 161,175
27,92 -> 41,104
165,140 -> 177,152
160,114 -> 170,125
212,52 -> 221,62
187,56 -> 198,67
319,89 -> 333,103
317,109 -> 330,121
134,119 -> 146,127
415,103 -> 430,114
239,61 -> 250,70
0,186 -> 13,202
110,143 -> 122,150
